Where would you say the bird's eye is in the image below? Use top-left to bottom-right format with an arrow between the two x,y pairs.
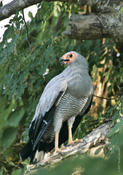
69,54 -> 73,58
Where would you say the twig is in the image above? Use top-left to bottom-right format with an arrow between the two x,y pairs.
93,94 -> 118,101
22,9 -> 32,51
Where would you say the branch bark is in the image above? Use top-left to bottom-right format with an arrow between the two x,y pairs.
0,0 -> 68,21
0,0 -> 122,21
0,0 -> 42,21
25,122 -> 111,174
64,0 -> 123,50
64,12 -> 123,42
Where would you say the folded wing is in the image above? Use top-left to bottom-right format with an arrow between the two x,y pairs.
29,75 -> 67,150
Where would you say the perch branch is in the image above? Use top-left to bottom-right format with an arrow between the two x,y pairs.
25,122 -> 111,174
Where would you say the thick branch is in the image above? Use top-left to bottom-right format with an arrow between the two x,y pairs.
0,0 -> 69,21
0,0 -> 42,21
79,0 -> 122,13
25,122 -> 110,174
65,14 -> 104,40
0,0 -> 123,47
0,0 -> 122,21
65,13 -> 123,43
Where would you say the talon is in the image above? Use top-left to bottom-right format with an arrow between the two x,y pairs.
68,139 -> 74,145
53,148 -> 61,155
75,138 -> 82,143
61,144 -> 65,149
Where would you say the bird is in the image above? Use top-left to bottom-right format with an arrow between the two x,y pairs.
20,51 -> 94,163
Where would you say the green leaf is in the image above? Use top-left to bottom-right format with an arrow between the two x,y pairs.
1,127 -> 17,150
11,169 -> 24,175
0,96 -> 16,135
6,108 -> 25,127
0,168 -> 3,175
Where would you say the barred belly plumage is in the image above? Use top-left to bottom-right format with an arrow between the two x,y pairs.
42,94 -> 88,143
55,92 -> 88,121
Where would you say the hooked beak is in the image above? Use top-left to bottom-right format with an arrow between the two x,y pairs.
59,57 -> 64,64
59,57 -> 69,64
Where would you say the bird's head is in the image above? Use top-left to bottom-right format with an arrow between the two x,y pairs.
59,51 -> 88,69
59,51 -> 77,65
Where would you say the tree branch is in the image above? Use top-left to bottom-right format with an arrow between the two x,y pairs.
0,0 -> 123,49
0,0 -> 122,21
25,122 -> 111,174
0,0 -> 68,21
0,0 -> 42,21
78,0 -> 122,13
64,12 -> 123,43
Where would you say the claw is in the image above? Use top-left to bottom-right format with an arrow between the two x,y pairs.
53,148 -> 61,155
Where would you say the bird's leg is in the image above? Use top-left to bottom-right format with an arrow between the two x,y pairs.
68,116 -> 75,145
53,118 -> 63,154
68,125 -> 73,144
54,132 -> 60,153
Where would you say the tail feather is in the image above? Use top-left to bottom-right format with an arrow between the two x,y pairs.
20,140 -> 33,161
33,150 -> 44,163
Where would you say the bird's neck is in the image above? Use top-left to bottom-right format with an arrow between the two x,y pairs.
63,63 -> 92,98
67,62 -> 89,75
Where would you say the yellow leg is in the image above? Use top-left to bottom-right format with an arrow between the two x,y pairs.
68,117 -> 75,145
54,132 -> 60,154
68,125 -> 74,145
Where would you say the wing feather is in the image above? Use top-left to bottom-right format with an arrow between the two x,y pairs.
29,74 -> 67,148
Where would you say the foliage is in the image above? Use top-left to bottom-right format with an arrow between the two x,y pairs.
28,150 -> 123,175
0,1 -> 122,175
